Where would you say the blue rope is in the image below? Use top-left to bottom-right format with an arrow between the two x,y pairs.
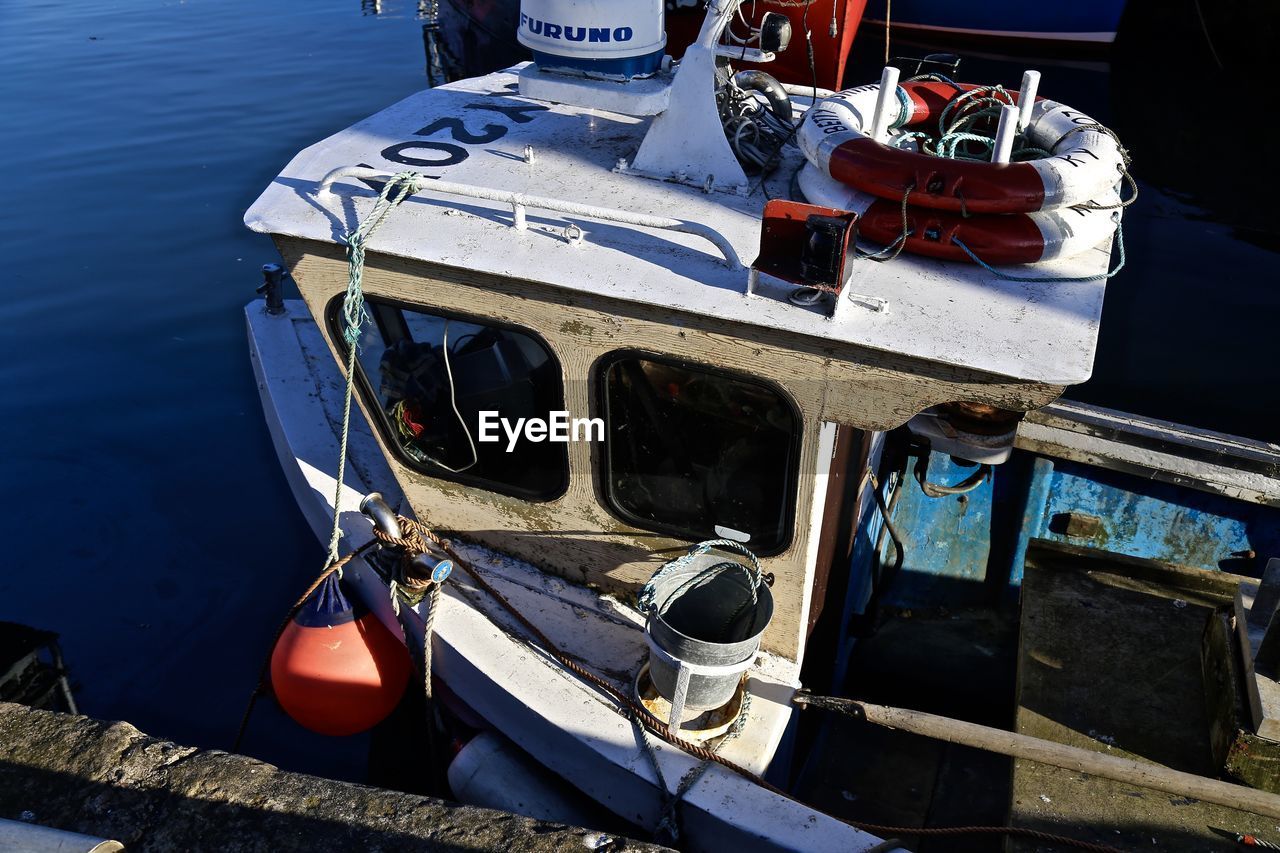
323,171 -> 426,565
950,217 -> 1126,283
889,85 -> 910,130
340,172 -> 426,346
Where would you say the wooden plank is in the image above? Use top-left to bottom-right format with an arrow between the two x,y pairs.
807,425 -> 862,638
1018,400 -> 1280,507
800,697 -> 1280,821
1227,729 -> 1280,793
1026,400 -> 1280,472
1025,540 -> 1256,600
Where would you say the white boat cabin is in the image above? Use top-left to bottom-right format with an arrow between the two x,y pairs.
243,63 -> 1110,665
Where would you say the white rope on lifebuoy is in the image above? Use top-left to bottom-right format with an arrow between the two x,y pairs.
796,162 -> 1119,265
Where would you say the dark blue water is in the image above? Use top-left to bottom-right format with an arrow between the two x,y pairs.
0,0 -> 1274,784
0,0 -> 436,779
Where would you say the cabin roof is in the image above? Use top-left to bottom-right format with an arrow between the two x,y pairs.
244,65 -> 1110,385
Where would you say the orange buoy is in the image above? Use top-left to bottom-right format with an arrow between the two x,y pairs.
270,573 -> 411,736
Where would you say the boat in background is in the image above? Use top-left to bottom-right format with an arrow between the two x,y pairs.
862,0 -> 1128,45
665,0 -> 867,89
433,0 -> 867,87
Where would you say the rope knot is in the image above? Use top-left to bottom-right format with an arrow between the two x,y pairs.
371,515 -> 453,602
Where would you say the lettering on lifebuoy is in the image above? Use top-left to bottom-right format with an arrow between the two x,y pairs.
811,109 -> 849,135
1060,109 -> 1099,126
1054,147 -> 1100,168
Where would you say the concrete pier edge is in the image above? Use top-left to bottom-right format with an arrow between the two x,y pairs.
0,702 -> 671,852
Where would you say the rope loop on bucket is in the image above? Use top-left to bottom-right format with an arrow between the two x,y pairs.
637,539 -> 769,616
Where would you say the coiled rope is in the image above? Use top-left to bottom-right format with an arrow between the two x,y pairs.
873,79 -> 1135,281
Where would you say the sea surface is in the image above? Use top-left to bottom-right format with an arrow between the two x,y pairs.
1,0 -> 1275,783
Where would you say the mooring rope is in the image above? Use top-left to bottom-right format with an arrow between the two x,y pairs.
325,171 -> 427,566
385,516 -> 1121,852
236,172 -> 429,753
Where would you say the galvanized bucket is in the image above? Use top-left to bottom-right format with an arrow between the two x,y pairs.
640,540 -> 773,730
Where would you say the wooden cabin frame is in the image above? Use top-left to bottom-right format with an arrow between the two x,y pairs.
279,235 -> 1065,660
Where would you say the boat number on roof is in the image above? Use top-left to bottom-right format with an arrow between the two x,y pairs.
380,101 -> 550,170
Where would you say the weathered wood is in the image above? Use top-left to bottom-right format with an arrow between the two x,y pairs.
1235,590 -> 1267,738
278,235 -> 1063,659
809,697 -> 1280,820
1019,399 -> 1280,507
1025,540 -> 1256,600
1203,608 -> 1244,772
1227,729 -> 1280,793
1012,542 -> 1273,849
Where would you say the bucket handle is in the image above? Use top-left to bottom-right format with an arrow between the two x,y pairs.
638,539 -> 770,614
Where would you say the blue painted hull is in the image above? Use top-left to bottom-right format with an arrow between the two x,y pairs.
863,0 -> 1127,43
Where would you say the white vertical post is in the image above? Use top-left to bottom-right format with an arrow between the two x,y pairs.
869,65 -> 901,143
668,663 -> 691,736
992,104 -> 1018,164
1018,69 -> 1041,131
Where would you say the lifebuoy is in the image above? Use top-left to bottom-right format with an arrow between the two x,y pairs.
796,161 -> 1119,265
798,81 -> 1125,214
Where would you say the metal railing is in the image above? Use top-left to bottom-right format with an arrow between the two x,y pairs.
317,166 -> 744,269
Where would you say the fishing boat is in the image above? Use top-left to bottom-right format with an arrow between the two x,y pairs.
432,0 -> 867,87
241,0 -> 1280,849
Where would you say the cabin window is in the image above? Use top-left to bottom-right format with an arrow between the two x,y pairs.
333,296 -> 568,501
598,353 -> 799,554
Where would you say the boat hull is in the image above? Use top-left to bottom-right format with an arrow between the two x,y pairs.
862,0 -> 1127,44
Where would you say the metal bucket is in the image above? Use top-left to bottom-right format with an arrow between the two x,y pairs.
641,541 -> 773,728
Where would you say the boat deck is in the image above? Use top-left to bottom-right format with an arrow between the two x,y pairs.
244,65 -> 1111,385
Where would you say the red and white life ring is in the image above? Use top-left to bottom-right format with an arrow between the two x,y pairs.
797,81 -> 1125,214
796,161 -> 1119,265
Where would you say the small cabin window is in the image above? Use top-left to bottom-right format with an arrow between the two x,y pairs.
334,297 -> 568,501
598,353 -> 799,554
